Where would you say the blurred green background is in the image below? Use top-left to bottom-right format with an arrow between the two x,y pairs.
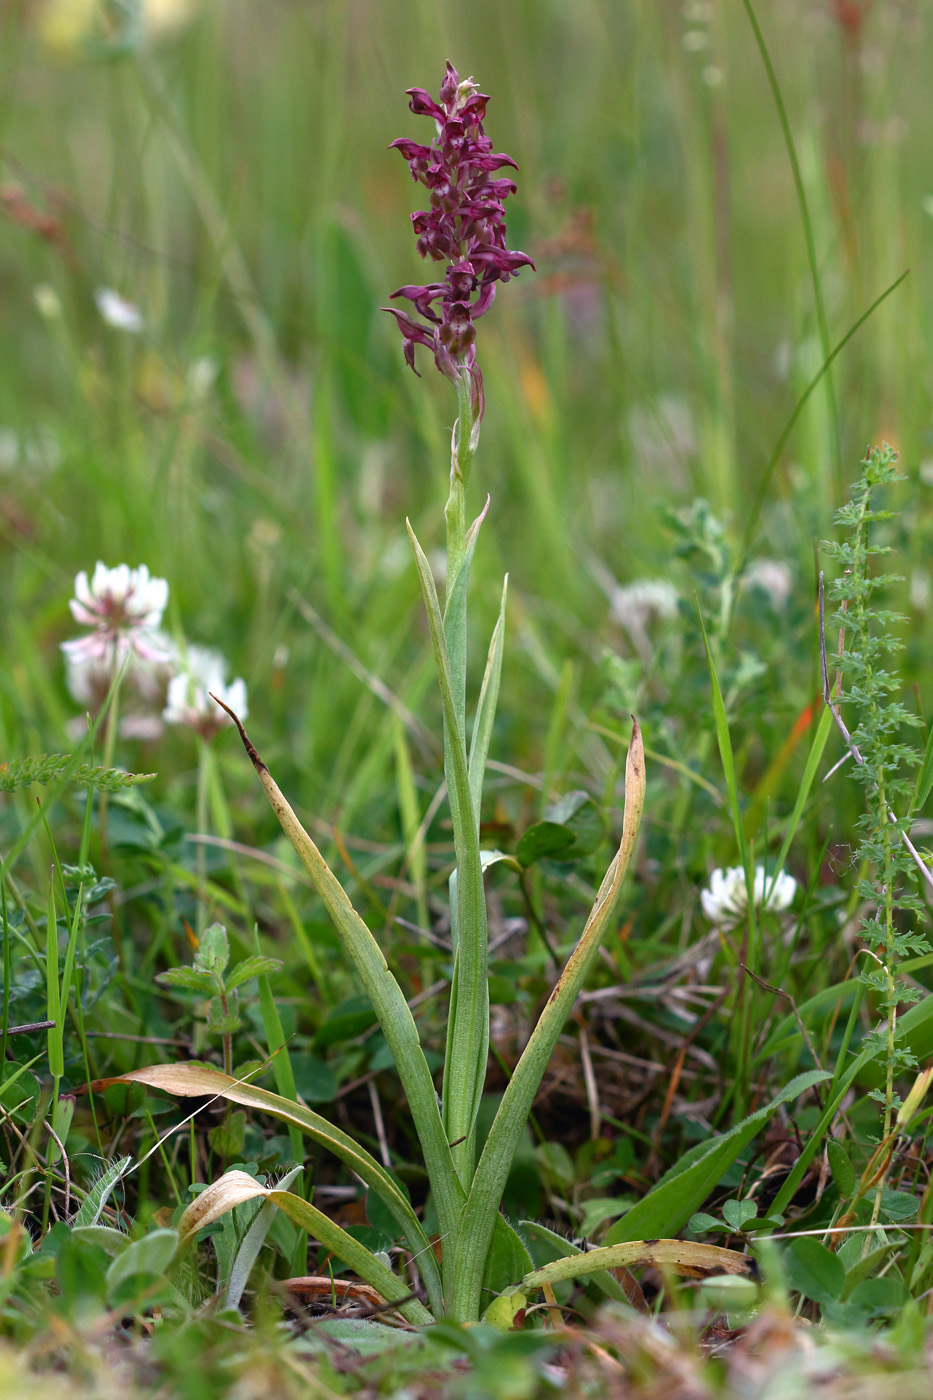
1,0 -> 931,829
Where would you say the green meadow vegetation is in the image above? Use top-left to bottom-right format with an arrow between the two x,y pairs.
3,1 -> 933,1394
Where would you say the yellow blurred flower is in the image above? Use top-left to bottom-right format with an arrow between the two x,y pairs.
39,0 -> 197,58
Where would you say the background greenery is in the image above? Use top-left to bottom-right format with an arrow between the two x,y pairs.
3,1 -> 933,1395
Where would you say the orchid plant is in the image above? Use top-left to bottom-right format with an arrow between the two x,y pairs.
102,62 -> 802,1328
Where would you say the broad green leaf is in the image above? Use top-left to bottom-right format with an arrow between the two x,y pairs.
784,1237 -> 844,1305
194,923 -> 229,977
722,1199 -> 757,1231
604,1071 -> 831,1248
516,821 -> 575,868
105,1229 -> 179,1296
881,1189 -> 919,1222
481,1216 -> 533,1297
827,1140 -> 855,1198
544,791 -> 604,858
483,1291 -> 527,1329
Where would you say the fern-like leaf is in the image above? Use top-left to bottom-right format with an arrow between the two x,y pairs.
0,756 -> 156,794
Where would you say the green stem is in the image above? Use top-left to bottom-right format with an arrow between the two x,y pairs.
196,737 -> 211,933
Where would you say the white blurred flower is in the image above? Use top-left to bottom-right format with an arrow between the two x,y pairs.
610,578 -> 679,630
65,630 -> 176,739
94,287 -> 144,334
163,646 -> 247,740
61,562 -> 171,667
743,558 -> 793,609
701,865 -> 797,925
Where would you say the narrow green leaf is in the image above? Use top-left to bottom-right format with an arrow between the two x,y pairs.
448,721 -> 646,1323
408,520 -> 488,1186
99,1062 -> 444,1315
468,574 -> 508,825
211,696 -> 461,1251
71,1157 -> 133,1228
827,1140 -> 855,1198
268,1190 -> 433,1325
226,1163 -> 302,1309
510,1238 -> 756,1296
254,928 -> 303,1164
696,601 -> 747,869
518,1220 -> 627,1305
45,886 -> 63,1081
443,497 -> 489,738
911,718 -> 933,816
769,703 -> 834,886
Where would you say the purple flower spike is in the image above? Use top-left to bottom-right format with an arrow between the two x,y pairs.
385,61 -> 534,415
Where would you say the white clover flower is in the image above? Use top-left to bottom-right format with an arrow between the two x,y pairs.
743,558 -> 793,609
701,865 -> 797,926
64,632 -> 176,740
94,288 -> 145,334
609,578 -> 679,630
163,646 -> 247,740
61,562 -> 171,668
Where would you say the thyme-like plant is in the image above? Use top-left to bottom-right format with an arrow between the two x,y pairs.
823,444 -> 927,1138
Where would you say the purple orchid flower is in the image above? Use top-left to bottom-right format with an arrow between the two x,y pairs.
385,61 -> 534,421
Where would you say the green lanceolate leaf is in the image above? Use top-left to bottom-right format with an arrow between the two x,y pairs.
407,521 -> 489,1189
447,720 -> 646,1323
506,1238 -> 757,1298
71,1155 -> 133,1227
443,496 -> 489,737
518,1220 -> 627,1306
96,1061 -> 444,1314
605,1070 -> 831,1248
210,697 -> 462,1250
226,1164 -> 302,1310
468,574 -> 508,826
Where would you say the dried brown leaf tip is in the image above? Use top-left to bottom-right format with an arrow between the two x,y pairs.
209,691 -> 268,774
